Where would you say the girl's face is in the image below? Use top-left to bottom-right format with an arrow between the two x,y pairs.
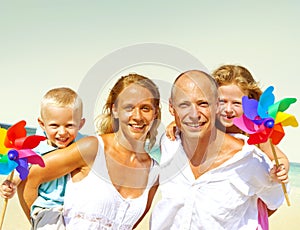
112,83 -> 157,143
217,84 -> 245,129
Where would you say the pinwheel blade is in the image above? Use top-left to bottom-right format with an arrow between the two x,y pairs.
0,155 -> 17,175
0,128 -> 10,153
275,112 -> 299,127
15,158 -> 29,180
269,124 -> 285,145
257,86 -> 275,119
269,98 -> 297,119
4,120 -> 27,148
242,96 -> 259,120
14,135 -> 47,149
247,128 -> 273,145
17,149 -> 45,167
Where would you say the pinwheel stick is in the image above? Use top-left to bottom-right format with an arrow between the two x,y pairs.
269,139 -> 291,206
0,171 -> 14,229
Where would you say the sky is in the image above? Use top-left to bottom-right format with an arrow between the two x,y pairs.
1,0 -> 299,162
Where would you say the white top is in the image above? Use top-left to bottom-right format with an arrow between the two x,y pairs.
63,136 -> 159,230
150,133 -> 285,230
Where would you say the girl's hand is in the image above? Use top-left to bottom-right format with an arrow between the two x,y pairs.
270,164 -> 289,184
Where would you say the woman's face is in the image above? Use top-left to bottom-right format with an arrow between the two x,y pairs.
112,83 -> 157,142
217,84 -> 245,129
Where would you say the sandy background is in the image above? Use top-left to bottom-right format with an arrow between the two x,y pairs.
0,178 -> 299,230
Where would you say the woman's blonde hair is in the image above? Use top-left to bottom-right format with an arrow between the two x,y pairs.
95,73 -> 161,150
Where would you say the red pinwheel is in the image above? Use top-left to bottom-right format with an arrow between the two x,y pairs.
233,86 -> 298,206
0,120 -> 46,180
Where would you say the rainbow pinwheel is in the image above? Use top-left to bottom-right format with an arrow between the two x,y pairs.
233,86 -> 298,206
0,120 -> 46,180
233,86 -> 298,145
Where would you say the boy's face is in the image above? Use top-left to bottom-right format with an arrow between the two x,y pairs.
38,105 -> 85,148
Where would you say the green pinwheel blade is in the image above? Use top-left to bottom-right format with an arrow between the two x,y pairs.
268,98 -> 297,118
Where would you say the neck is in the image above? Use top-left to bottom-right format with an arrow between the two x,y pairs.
114,132 -> 146,155
181,128 -> 224,169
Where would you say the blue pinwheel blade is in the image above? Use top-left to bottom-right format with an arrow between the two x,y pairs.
257,86 -> 275,119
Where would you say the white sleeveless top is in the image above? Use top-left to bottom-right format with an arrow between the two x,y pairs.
63,136 -> 159,230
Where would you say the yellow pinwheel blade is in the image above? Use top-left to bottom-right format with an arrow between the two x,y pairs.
275,111 -> 298,127
0,128 -> 10,153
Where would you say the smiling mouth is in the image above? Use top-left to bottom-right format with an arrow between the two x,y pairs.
56,137 -> 69,142
185,122 -> 205,128
221,114 -> 235,119
129,124 -> 146,130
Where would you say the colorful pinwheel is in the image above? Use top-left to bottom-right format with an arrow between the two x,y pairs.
0,120 -> 46,229
233,86 -> 298,206
0,120 -> 46,180
233,86 -> 298,145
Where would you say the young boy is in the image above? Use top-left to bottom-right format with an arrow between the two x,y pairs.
0,87 -> 85,229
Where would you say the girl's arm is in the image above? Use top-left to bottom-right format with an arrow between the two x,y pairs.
259,142 -> 289,183
17,136 -> 98,219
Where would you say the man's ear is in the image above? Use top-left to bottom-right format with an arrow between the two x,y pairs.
37,117 -> 46,130
215,100 -> 220,115
79,118 -> 86,130
169,98 -> 175,116
112,104 -> 119,119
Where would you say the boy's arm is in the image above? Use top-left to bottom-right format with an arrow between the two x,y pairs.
18,136 -> 98,217
0,174 -> 22,199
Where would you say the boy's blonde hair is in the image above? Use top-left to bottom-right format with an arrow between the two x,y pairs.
40,87 -> 83,117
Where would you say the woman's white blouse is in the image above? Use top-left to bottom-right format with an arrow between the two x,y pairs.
63,136 -> 159,230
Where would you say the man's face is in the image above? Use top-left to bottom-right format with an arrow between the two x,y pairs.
169,73 -> 218,140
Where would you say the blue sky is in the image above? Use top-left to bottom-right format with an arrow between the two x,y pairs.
1,0 -> 299,161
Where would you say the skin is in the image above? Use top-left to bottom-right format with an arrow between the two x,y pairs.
17,83 -> 159,227
169,70 -> 244,179
38,104 -> 85,148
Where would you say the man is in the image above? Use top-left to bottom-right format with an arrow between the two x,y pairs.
151,70 -> 285,229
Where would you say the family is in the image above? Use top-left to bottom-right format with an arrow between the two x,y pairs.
0,65 -> 289,229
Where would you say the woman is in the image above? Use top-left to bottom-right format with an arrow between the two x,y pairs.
19,73 -> 161,229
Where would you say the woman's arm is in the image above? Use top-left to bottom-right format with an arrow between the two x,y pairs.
17,136 -> 98,218
133,179 -> 159,229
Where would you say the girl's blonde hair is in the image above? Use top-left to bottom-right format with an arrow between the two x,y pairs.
213,65 -> 262,100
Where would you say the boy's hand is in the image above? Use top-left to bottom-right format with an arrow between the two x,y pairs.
270,164 -> 289,184
166,121 -> 177,141
0,180 -> 17,199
